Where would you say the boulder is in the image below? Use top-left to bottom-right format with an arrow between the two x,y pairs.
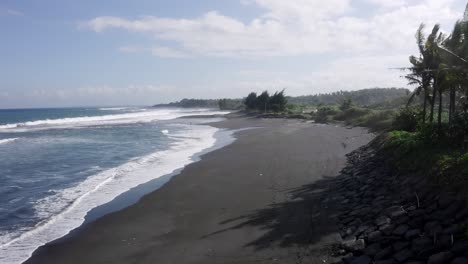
350,255 -> 371,264
428,251 -> 453,264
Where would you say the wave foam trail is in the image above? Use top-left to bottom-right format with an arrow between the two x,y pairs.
0,109 -> 230,131
0,124 -> 231,264
98,107 -> 134,111
0,138 -> 18,145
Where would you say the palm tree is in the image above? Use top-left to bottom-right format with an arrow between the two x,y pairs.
405,24 -> 438,124
423,24 -> 445,124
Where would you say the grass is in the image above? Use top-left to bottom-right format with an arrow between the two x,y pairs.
331,107 -> 396,131
382,130 -> 468,193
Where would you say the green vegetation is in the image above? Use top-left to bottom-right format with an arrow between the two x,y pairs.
243,90 -> 287,112
381,130 -> 468,192
385,18 -> 468,187
288,88 -> 409,106
378,19 -> 468,194
153,98 -> 243,110
154,88 -> 410,127
217,99 -> 243,110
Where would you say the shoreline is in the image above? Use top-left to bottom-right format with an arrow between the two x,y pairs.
24,115 -> 374,264
1,116 -> 235,264
44,125 -> 240,242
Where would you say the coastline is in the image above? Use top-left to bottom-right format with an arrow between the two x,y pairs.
24,115 -> 374,264
0,115 -> 234,264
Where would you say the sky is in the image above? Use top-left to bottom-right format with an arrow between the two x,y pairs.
1,0 -> 467,108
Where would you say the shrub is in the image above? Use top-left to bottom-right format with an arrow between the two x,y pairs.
392,107 -> 420,132
334,107 -> 370,122
315,106 -> 337,123
339,98 -> 354,111
357,110 -> 395,131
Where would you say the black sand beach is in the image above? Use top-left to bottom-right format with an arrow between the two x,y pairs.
25,116 -> 374,264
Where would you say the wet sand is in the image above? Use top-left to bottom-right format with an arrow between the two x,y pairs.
25,115 -> 374,264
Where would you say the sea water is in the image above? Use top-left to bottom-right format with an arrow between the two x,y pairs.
0,107 -> 232,263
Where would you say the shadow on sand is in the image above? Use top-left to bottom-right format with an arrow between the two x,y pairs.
202,175 -> 344,251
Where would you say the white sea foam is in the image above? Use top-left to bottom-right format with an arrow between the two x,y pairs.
0,138 -> 18,145
0,124 -> 234,264
98,107 -> 134,111
0,108 -> 230,132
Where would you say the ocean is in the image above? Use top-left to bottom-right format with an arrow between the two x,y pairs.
0,107 -> 232,264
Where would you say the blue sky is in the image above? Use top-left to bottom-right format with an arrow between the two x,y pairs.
1,0 -> 467,108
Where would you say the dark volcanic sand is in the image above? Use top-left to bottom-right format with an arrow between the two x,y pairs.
25,116 -> 374,264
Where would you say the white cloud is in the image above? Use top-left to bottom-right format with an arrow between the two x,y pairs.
70,0 -> 468,99
366,0 -> 407,8
80,0 -> 462,58
118,45 -> 187,58
151,46 -> 188,58
118,46 -> 144,53
0,8 -> 23,17
26,85 -> 175,101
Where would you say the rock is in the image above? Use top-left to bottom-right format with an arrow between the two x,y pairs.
443,203 -> 462,217
345,226 -> 357,236
350,255 -> 371,264
393,241 -> 409,251
407,217 -> 424,228
411,237 -> 432,252
356,225 -> 374,236
443,225 -> 463,235
368,230 -> 383,243
452,257 -> 468,264
451,241 -> 468,255
393,248 -> 413,263
386,206 -> 406,218
425,221 -> 442,235
343,238 -> 366,252
380,224 -> 395,236
376,216 -> 391,226
435,234 -> 454,249
393,225 -> 409,236
364,243 -> 381,256
428,251 -> 453,264
374,260 -> 395,264
342,252 -> 354,263
375,247 -> 393,260
455,208 -> 468,220
404,229 -> 421,240
438,194 -> 455,208
408,209 -> 425,218
394,216 -> 409,225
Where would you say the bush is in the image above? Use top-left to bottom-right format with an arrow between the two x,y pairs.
334,107 -> 370,122
392,107 -> 419,132
339,98 -> 354,111
356,110 -> 395,131
449,112 -> 468,147
315,106 -> 338,123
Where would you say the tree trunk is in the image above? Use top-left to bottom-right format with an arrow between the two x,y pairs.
422,86 -> 427,124
449,86 -> 456,125
437,88 -> 443,131
429,82 -> 437,124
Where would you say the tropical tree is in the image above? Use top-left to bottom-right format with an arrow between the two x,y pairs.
406,24 -> 433,124
256,91 -> 270,112
244,92 -> 258,110
406,24 -> 445,126
269,89 -> 287,112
